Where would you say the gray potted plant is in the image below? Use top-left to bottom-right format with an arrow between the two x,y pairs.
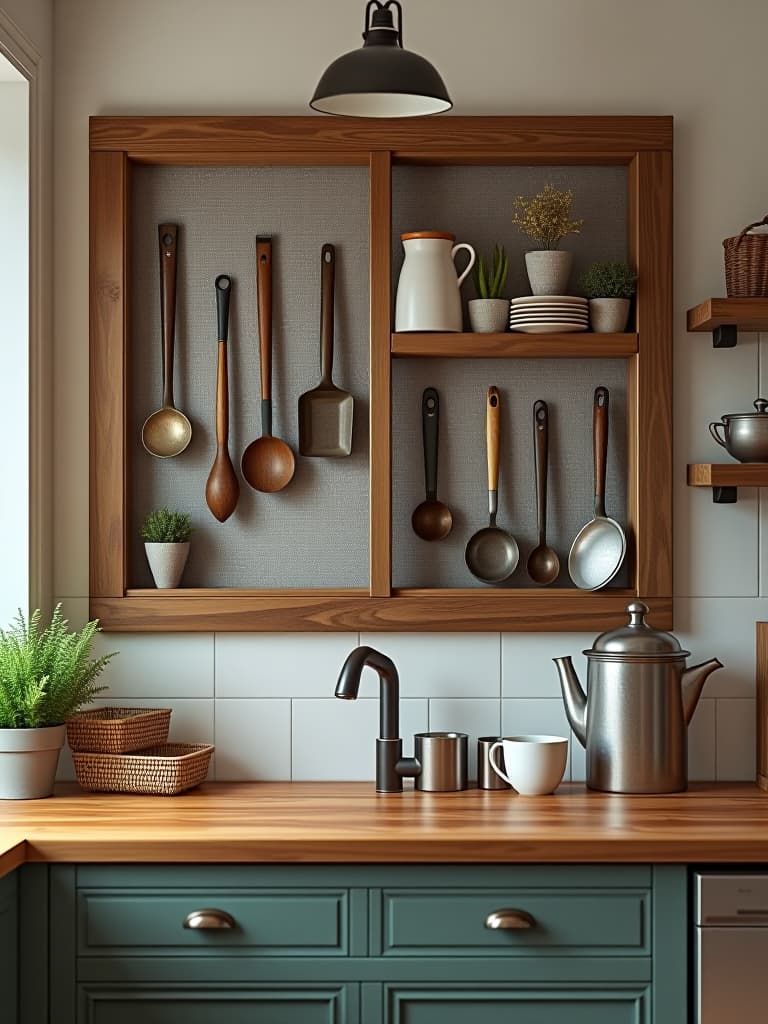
469,244 -> 510,332
142,508 -> 192,589
579,260 -> 637,332
0,606 -> 115,799
513,184 -> 585,295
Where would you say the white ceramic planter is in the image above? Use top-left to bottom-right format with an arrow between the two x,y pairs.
468,299 -> 509,333
589,297 -> 631,333
0,725 -> 66,799
145,541 -> 190,589
524,250 -> 572,296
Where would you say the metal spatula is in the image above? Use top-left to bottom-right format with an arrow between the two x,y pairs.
298,244 -> 353,457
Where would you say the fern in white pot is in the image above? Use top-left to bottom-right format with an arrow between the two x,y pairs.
0,607 -> 115,798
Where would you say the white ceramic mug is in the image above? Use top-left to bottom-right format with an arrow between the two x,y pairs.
488,735 -> 568,796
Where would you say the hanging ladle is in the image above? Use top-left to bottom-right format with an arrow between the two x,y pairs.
465,386 -> 520,584
205,275 -> 240,522
527,400 -> 560,585
411,387 -> 452,541
141,224 -> 192,458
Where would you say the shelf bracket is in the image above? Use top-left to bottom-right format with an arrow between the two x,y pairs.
713,324 -> 737,348
712,485 -> 738,504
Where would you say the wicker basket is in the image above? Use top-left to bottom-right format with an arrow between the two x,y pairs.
723,215 -> 768,296
72,743 -> 214,795
67,706 -> 172,754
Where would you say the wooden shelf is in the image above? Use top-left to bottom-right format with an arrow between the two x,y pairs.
91,590 -> 671,633
687,462 -> 768,503
391,332 -> 638,358
687,298 -> 768,347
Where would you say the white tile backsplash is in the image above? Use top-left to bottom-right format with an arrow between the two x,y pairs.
215,632 -> 358,698
291,698 -> 428,781
94,632 -> 215,699
214,699 -> 291,781
716,698 -> 757,781
673,597 -> 768,698
359,633 -> 500,698
502,633 -> 592,698
689,698 -> 716,781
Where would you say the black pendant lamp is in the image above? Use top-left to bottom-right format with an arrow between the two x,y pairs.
310,0 -> 452,118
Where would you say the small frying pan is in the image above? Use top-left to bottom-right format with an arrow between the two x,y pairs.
568,386 -> 626,590
465,386 -> 519,584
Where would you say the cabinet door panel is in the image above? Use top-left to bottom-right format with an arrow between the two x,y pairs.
78,983 -> 356,1024
0,871 -> 18,1024
384,984 -> 649,1024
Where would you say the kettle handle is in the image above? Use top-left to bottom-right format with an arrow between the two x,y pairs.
708,421 -> 727,448
452,243 -> 476,288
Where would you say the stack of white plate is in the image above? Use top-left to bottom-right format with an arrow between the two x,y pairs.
509,295 -> 588,334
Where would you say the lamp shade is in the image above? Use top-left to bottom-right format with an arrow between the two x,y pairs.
310,2 -> 452,118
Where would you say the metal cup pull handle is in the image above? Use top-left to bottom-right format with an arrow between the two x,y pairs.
485,908 -> 536,930
183,908 -> 236,930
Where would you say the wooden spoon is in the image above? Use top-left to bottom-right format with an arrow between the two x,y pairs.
141,224 -> 193,458
205,275 -> 240,522
241,237 -> 295,492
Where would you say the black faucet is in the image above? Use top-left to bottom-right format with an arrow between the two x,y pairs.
335,646 -> 421,793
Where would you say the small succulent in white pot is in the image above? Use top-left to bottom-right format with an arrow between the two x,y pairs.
0,606 -> 115,798
513,184 -> 585,296
469,244 -> 510,333
141,508 -> 192,589
579,261 -> 637,333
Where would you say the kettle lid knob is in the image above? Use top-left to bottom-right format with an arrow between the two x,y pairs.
627,601 -> 650,627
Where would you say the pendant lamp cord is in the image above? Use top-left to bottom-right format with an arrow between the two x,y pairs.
364,0 -> 404,46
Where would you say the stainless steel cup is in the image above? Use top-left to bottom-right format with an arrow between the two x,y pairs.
478,735 -> 511,790
414,732 -> 468,791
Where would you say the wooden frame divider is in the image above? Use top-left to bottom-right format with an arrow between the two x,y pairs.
89,116 -> 673,632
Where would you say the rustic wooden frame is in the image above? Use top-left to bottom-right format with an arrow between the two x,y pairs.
89,116 -> 673,631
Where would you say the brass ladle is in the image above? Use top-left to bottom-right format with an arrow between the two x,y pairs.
142,224 -> 192,458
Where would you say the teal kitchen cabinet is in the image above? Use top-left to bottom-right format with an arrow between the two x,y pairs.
31,863 -> 686,1023
0,869 -> 18,1024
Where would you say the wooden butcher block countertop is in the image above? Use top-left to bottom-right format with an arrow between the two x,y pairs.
1,781 -> 768,877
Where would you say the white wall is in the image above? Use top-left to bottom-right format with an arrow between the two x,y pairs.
53,0 -> 768,782
0,78 -> 29,622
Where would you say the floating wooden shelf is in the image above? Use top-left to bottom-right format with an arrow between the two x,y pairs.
687,462 -> 768,503
391,332 -> 639,358
687,298 -> 768,347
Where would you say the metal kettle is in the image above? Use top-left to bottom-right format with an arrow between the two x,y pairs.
554,602 -> 722,793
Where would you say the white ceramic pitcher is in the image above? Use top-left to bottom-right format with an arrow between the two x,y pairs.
395,232 -> 476,332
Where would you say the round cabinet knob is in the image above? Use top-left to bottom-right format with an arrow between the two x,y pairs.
484,908 -> 536,930
183,908 -> 236,930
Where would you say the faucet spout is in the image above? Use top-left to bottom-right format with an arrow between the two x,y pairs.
336,645 -> 400,740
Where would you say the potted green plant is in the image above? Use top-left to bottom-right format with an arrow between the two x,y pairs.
141,508 -> 192,589
579,260 -> 637,332
0,606 -> 115,799
469,245 -> 510,333
512,184 -> 584,295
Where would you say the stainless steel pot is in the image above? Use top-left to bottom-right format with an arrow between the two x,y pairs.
710,399 -> 768,462
554,602 -> 722,793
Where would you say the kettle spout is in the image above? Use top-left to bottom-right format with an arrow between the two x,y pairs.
682,658 -> 723,725
553,656 -> 587,747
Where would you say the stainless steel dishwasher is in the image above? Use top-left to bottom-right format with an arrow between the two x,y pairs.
695,872 -> 768,1023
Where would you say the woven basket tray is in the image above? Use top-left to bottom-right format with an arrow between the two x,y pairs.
67,706 -> 172,753
723,215 -> 768,297
72,743 -> 214,795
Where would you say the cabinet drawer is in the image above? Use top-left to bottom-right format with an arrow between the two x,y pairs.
374,887 -> 649,957
77,886 -> 350,957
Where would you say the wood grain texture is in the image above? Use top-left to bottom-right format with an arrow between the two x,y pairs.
0,837 -> 26,879
687,463 -> 768,486
391,333 -> 639,358
627,151 -> 673,599
758,623 -> 768,789
687,297 -> 768,332
90,116 -> 673,155
90,151 -> 128,598
369,151 -> 392,597
0,782 -> 767,873
90,590 -> 671,632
